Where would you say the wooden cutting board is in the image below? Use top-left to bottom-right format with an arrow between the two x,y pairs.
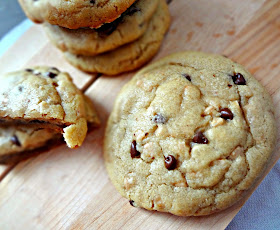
0,0 -> 279,229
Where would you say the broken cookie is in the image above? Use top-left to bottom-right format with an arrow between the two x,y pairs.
0,94 -> 99,164
0,67 -> 93,148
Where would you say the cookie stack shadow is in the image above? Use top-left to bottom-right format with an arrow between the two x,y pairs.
19,0 -> 170,75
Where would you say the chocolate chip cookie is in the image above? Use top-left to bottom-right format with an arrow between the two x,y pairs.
63,0 -> 170,75
44,0 -> 159,56
18,0 -> 136,29
104,51 -> 276,216
0,94 -> 99,164
0,67 -> 88,149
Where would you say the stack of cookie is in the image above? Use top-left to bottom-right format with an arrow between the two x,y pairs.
18,0 -> 170,75
0,67 -> 99,164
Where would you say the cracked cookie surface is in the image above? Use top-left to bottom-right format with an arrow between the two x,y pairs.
18,0 -> 136,29
104,51 -> 276,216
44,0 -> 159,56
0,67 -> 88,149
64,0 -> 170,75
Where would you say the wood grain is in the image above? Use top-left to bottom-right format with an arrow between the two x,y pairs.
0,24 -> 46,75
224,0 -> 280,173
0,0 -> 279,229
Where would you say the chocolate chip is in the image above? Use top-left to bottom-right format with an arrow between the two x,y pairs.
90,0 -> 95,4
95,0 -> 142,37
126,5 -> 141,16
165,155 -> 177,170
45,72 -> 57,78
25,68 -> 33,73
182,73 -> 191,81
153,114 -> 166,124
95,18 -> 121,37
220,108 -> 234,120
18,86 -> 23,92
10,135 -> 21,147
96,23 -> 117,37
130,140 -> 141,158
232,73 -> 246,85
193,132 -> 208,144
166,0 -> 173,4
129,200 -> 135,207
228,84 -> 232,88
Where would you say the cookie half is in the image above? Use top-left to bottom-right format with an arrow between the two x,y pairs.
0,127 -> 61,164
44,0 -> 159,56
104,51 -> 276,216
64,0 -> 170,75
18,0 -> 136,29
0,67 -> 88,148
0,95 -> 99,164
